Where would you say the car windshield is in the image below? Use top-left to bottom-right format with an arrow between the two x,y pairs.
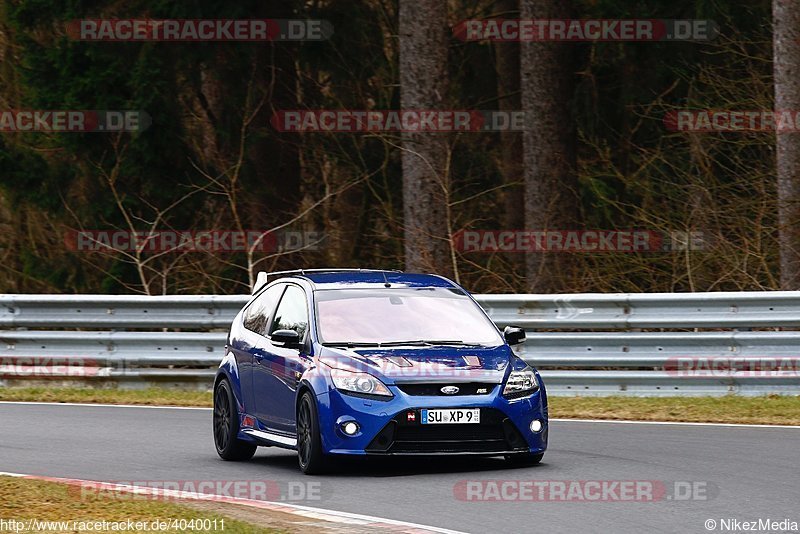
315,287 -> 503,346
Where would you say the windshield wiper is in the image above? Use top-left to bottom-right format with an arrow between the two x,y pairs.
322,342 -> 382,348
424,340 -> 486,346
323,340 -> 485,348
322,340 -> 428,348
370,340 -> 429,347
378,340 -> 484,347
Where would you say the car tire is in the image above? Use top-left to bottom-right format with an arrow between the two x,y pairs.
297,391 -> 326,475
213,378 -> 257,461
506,452 -> 544,466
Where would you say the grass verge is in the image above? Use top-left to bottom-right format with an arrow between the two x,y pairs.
0,476 -> 281,533
549,395 -> 800,425
0,387 -> 211,406
1,387 -> 799,425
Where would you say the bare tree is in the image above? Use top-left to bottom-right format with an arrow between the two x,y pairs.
520,0 -> 581,292
399,0 -> 454,276
774,0 -> 800,288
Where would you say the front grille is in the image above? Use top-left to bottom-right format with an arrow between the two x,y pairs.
395,383 -> 498,396
366,408 -> 527,454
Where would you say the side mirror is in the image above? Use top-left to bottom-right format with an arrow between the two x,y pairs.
271,329 -> 300,346
503,326 -> 526,345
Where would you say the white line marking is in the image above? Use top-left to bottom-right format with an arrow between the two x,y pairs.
0,401 -> 210,410
0,472 -> 466,534
551,418 -> 800,429
2,401 -> 798,429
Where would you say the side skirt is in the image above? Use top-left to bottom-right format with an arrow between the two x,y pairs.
242,428 -> 298,449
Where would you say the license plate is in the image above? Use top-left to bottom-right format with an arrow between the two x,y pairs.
420,408 -> 480,424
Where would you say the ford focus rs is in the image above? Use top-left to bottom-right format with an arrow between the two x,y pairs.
213,269 -> 548,474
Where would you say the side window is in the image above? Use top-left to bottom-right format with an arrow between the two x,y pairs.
269,285 -> 309,339
243,284 -> 285,336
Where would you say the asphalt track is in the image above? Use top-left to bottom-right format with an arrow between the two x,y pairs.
1,403 -> 798,533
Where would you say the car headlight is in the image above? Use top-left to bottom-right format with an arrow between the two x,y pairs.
503,367 -> 539,398
331,369 -> 393,398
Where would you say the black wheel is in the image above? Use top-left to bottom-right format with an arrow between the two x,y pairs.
296,391 -> 326,475
213,379 -> 257,461
506,452 -> 544,466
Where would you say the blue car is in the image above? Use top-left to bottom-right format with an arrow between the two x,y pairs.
213,269 -> 548,474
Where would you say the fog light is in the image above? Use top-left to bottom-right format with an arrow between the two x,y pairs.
530,419 -> 543,433
342,421 -> 359,436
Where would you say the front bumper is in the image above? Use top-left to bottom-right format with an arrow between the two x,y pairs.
315,383 -> 548,456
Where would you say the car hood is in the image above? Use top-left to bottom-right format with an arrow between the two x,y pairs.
318,344 -> 512,384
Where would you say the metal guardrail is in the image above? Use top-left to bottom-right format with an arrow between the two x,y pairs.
479,291 -> 800,329
3,291 -> 798,328
0,295 -> 244,329
1,292 -> 799,396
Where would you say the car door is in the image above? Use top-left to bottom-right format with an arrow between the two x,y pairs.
253,284 -> 312,433
235,283 -> 286,414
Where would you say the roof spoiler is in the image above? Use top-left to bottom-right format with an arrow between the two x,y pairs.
252,272 -> 269,294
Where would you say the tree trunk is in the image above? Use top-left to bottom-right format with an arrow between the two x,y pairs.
399,0 -> 454,277
520,0 -> 580,292
494,0 -> 525,231
774,0 -> 800,289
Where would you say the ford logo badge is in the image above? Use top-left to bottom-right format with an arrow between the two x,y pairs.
440,386 -> 460,395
